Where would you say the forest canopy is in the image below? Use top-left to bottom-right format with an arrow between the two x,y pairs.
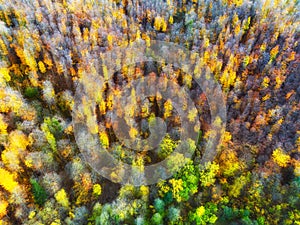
0,0 -> 299,224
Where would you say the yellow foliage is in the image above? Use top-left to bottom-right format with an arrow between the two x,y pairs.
0,114 -> 7,135
169,179 -> 184,202
0,168 -> 18,193
2,131 -> 29,170
243,17 -> 251,30
260,43 -> 267,52
262,93 -> 271,101
13,46 -> 26,64
203,38 -> 210,48
24,51 -> 37,72
55,189 -> 69,208
224,131 -> 232,143
183,73 -> 193,88
187,108 -> 198,122
50,219 -> 61,225
103,64 -> 109,81
83,28 -> 89,42
169,15 -> 173,24
203,51 -> 210,63
164,99 -> 173,118
44,55 -> 53,69
93,184 -> 102,196
294,161 -> 300,176
243,56 -> 250,66
220,68 -> 236,90
0,68 -> 10,82
157,179 -> 170,197
140,185 -> 149,196
0,200 -> 8,219
0,39 -> 8,56
24,158 -> 33,168
154,16 -> 167,31
229,174 -> 249,197
1,150 -> 20,170
272,148 -> 290,167
8,130 -> 29,151
41,122 -> 57,152
232,13 -> 239,26
196,206 -> 205,217
132,156 -> 144,172
107,34 -> 113,46
219,149 -> 241,177
262,76 -> 270,88
99,131 -> 109,148
270,45 -> 279,61
275,75 -> 285,89
234,24 -> 240,35
8,93 -> 23,113
38,61 -> 46,73
224,0 -> 243,6
28,211 -> 36,219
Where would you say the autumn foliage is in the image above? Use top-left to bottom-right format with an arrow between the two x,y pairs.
0,0 -> 299,224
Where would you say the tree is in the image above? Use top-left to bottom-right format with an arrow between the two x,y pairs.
55,189 -> 69,208
151,213 -> 163,225
0,199 -> 8,219
157,134 -> 178,159
199,162 -> 219,187
30,178 -> 48,206
0,168 -> 18,193
167,207 -> 180,223
93,184 -> 102,197
154,198 -> 165,214
272,148 -> 291,167
189,203 -> 218,225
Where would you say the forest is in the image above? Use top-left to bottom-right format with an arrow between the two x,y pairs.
0,0 -> 299,224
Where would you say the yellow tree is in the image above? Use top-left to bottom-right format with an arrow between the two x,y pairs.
272,148 -> 291,167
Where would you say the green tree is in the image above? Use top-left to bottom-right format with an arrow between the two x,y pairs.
167,207 -> 180,223
30,178 -> 48,206
154,198 -> 165,214
151,213 -> 163,225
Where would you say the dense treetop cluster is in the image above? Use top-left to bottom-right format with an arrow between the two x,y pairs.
0,0 -> 299,224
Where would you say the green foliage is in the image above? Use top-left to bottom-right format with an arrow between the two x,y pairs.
0,0 -> 299,224
174,160 -> 200,201
219,206 -> 254,224
228,173 -> 250,197
197,130 -> 203,146
154,198 -> 165,213
199,162 -> 219,187
163,191 -> 174,205
157,134 -> 178,159
24,87 -> 39,98
151,213 -> 163,225
166,152 -> 190,174
167,207 -> 180,222
30,178 -> 48,206
94,204 -> 115,225
189,203 -> 218,225
135,216 -> 148,225
41,117 -> 63,153
88,203 -> 102,225
44,117 -> 63,137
